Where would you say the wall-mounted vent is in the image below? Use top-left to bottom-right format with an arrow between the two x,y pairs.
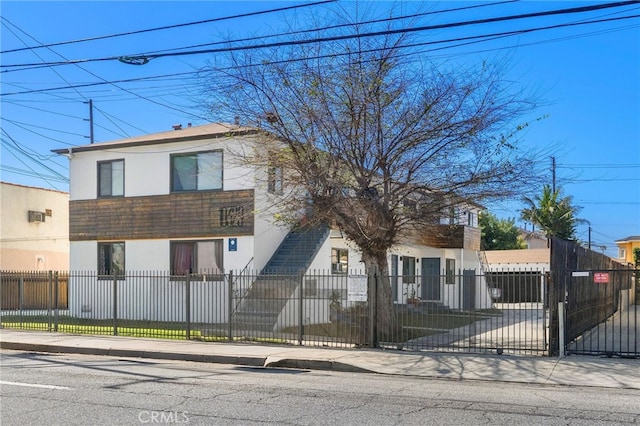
28,210 -> 45,223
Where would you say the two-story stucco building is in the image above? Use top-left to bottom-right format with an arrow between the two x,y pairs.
53,122 -> 490,324
0,182 -> 69,270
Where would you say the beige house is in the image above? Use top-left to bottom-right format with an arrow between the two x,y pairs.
0,182 -> 69,270
484,248 -> 550,272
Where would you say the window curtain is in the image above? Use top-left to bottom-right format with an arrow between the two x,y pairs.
173,243 -> 193,275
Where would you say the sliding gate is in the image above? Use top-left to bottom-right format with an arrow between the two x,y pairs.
565,268 -> 638,357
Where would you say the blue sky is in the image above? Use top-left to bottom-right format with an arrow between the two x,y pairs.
1,1 -> 639,256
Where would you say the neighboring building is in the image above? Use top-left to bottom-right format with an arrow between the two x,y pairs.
482,248 -> 549,303
53,123 -> 488,325
615,236 -> 640,264
0,182 -> 69,270
483,248 -> 550,272
519,229 -> 548,249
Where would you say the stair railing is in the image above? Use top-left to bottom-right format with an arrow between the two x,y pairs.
230,257 -> 254,316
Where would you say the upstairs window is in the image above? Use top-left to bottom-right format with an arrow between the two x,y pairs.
171,151 -> 222,192
98,160 -> 124,197
267,166 -> 283,194
331,248 -> 348,274
98,242 -> 125,278
619,248 -> 626,259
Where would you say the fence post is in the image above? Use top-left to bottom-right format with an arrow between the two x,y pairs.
547,271 -> 558,357
368,266 -> 377,349
113,272 -> 118,336
227,271 -> 233,342
19,276 -> 24,329
558,300 -> 566,358
298,273 -> 304,346
54,271 -> 59,332
185,274 -> 191,340
48,271 -> 53,332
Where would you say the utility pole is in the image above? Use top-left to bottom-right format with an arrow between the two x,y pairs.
588,226 -> 592,250
551,156 -> 556,193
84,99 -> 94,144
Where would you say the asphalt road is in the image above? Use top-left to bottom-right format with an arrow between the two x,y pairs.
1,350 -> 638,425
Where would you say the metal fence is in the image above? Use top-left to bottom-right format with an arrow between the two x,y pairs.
549,237 -> 638,358
1,269 -> 548,355
565,269 -> 638,357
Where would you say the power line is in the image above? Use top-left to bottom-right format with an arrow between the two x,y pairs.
0,1 -> 337,54
3,13 -> 638,98
2,1 -> 637,70
140,0 -> 520,56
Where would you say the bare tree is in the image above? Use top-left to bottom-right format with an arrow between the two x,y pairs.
204,5 -> 540,333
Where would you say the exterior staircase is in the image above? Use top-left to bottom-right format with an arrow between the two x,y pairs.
232,223 -> 330,332
261,223 -> 330,274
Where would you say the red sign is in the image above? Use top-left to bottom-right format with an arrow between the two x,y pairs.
594,272 -> 609,283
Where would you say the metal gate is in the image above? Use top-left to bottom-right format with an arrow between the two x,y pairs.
565,268 -> 638,357
382,271 -> 549,355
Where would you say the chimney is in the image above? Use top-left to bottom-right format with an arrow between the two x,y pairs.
172,124 -> 182,130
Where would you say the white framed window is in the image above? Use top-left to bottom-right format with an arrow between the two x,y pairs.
171,151 -> 222,191
98,160 -> 124,197
331,248 -> 348,274
619,248 -> 626,259
445,258 -> 456,284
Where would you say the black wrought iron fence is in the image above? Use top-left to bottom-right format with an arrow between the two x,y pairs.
380,271 -> 548,355
1,269 -> 549,355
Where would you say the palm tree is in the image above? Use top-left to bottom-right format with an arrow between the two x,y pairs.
520,185 -> 585,241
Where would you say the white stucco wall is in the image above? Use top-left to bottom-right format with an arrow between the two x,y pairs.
68,134 -> 258,201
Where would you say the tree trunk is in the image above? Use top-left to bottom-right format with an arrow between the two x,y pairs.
361,251 -> 394,341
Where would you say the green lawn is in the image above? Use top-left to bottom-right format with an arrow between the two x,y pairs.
0,315 -> 288,344
1,308 -> 502,345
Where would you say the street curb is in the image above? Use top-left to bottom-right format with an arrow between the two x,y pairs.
265,358 -> 373,373
0,341 -> 265,367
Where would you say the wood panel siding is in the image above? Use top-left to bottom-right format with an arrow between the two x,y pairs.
70,190 -> 254,241
417,225 -> 481,250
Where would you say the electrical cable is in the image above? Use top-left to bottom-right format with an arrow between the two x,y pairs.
2,0 -> 636,69
0,1 -> 337,54
3,13 -> 638,98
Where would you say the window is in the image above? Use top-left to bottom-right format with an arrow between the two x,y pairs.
98,242 -> 125,277
619,248 -> 626,259
445,258 -> 456,284
98,160 -> 124,197
402,256 -> 416,284
171,151 -> 222,192
267,166 -> 283,194
449,207 -> 457,225
467,211 -> 475,227
171,240 -> 223,276
331,248 -> 348,274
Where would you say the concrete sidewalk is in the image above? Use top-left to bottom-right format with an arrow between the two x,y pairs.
1,329 -> 638,390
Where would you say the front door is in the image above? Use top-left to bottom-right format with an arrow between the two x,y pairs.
421,258 -> 440,300
462,269 -> 476,310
